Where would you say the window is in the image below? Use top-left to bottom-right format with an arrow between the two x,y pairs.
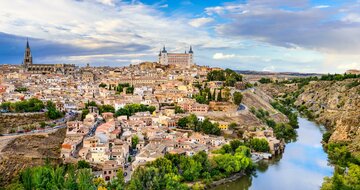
104,171 -> 107,174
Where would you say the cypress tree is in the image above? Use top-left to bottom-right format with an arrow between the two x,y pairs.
217,89 -> 222,102
212,89 -> 216,101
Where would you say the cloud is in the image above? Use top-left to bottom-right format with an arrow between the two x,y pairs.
313,5 -> 330,9
0,0 -> 224,65
213,53 -> 235,60
96,0 -> 116,6
342,13 -> 360,23
189,17 -> 214,28
262,65 -> 275,72
209,0 -> 360,54
0,0 -> 359,73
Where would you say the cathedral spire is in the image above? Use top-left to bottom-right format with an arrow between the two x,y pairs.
26,38 -> 30,49
162,45 -> 167,53
23,38 -> 33,66
189,46 -> 193,54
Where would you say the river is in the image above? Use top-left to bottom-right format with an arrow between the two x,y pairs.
212,117 -> 333,190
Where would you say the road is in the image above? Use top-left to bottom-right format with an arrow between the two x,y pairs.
124,164 -> 133,182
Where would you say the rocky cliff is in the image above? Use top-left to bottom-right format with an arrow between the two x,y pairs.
259,79 -> 360,156
0,128 -> 66,186
294,79 -> 360,156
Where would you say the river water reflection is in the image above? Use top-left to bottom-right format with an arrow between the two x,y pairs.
212,117 -> 333,190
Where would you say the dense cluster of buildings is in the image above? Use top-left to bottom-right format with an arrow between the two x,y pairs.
0,40 -> 284,182
61,110 -> 226,181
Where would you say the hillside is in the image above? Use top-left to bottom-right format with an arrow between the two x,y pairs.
0,128 -> 66,186
294,79 -> 360,156
260,79 -> 360,157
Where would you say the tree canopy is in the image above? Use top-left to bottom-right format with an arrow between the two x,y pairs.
233,92 -> 243,105
177,114 -> 221,136
115,104 -> 156,117
207,69 -> 243,87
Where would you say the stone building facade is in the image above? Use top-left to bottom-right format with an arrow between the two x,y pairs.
158,46 -> 194,68
22,39 -> 76,75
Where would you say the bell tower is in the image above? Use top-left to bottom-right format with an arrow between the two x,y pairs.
23,38 -> 33,67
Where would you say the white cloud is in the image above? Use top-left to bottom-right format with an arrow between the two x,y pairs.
313,5 -> 330,9
189,17 -> 214,28
342,13 -> 360,23
96,0 -> 116,6
158,4 -> 168,8
262,65 -> 275,72
213,53 -> 236,60
130,59 -> 143,64
0,0 -> 224,51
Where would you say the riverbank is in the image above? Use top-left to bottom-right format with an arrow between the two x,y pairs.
211,117 -> 333,190
206,172 -> 245,189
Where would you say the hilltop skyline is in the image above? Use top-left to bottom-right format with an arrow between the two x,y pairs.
1,0 -> 360,73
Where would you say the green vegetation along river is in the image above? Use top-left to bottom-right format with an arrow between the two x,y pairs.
212,117 -> 333,190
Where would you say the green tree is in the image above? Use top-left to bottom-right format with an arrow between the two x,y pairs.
175,105 -> 185,114
128,166 -> 161,190
230,140 -> 243,152
77,160 -> 91,169
177,117 -> 188,128
200,119 -> 220,135
222,144 -> 232,154
235,146 -> 251,158
99,83 -> 107,88
115,104 -> 156,117
249,138 -> 270,152
322,132 -> 332,143
217,89 -> 222,102
20,168 -> 33,190
98,105 -> 115,114
327,143 -> 352,167
46,101 -> 62,120
180,157 -> 202,181
63,167 -> 77,190
108,168 -> 125,190
39,121 -> 46,129
81,109 -> 90,121
259,78 -> 272,84
131,135 -> 139,149
233,92 -> 243,105
229,122 -> 238,130
77,169 -> 95,190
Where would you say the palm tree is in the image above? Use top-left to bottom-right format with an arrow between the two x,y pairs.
21,168 -> 33,190
63,167 -> 77,190
77,169 -> 95,190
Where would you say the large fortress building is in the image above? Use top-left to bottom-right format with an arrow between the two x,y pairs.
158,46 -> 194,68
22,39 -> 76,75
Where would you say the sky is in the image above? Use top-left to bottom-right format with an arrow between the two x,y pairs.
1,0 -> 360,73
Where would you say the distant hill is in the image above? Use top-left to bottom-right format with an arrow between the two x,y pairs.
235,70 -> 321,77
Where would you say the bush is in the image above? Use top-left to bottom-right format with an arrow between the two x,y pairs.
259,78 -> 272,84
233,92 -> 243,105
115,104 -> 156,117
0,98 -> 44,113
249,138 -> 270,152
177,115 -> 221,136
207,69 -> 243,87
322,132 -> 332,143
77,160 -> 91,169
46,101 -> 63,120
